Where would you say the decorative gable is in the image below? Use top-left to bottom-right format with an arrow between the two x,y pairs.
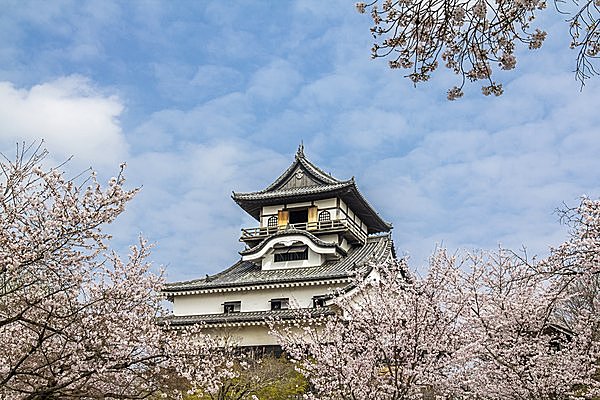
278,166 -> 322,190
263,145 -> 340,192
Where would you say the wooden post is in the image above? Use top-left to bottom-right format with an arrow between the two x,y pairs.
308,206 -> 318,230
278,210 -> 288,229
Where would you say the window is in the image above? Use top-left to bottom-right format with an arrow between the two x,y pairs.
270,298 -> 289,310
223,301 -> 241,314
289,208 -> 308,224
318,210 -> 331,221
267,216 -> 278,227
274,246 -> 308,262
313,296 -> 327,308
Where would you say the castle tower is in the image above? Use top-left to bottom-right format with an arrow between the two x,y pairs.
163,146 -> 395,347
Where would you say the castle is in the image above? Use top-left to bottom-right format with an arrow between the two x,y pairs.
163,146 -> 395,347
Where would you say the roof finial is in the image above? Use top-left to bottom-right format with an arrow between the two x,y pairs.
296,141 -> 304,158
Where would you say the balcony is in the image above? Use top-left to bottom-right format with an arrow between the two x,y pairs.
240,218 -> 367,245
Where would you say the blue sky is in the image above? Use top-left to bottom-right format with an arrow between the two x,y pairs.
1,0 -> 599,281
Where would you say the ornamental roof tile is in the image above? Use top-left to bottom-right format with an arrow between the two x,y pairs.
163,234 -> 394,294
161,307 -> 334,326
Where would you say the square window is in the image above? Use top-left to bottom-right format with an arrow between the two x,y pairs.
223,301 -> 241,314
313,296 -> 327,308
270,298 -> 289,310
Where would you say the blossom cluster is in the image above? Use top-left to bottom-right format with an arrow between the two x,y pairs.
0,144 -> 229,399
273,198 -> 600,399
358,0 -> 548,98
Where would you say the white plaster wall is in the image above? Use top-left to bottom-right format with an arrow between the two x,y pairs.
172,283 -> 346,316
243,233 -> 339,269
202,324 -> 316,347
262,205 -> 280,215
202,325 -> 276,346
314,198 -> 336,209
338,199 -> 367,235
340,237 -> 350,251
339,199 -> 349,220
259,198 -> 369,232
319,233 -> 338,244
317,234 -> 350,251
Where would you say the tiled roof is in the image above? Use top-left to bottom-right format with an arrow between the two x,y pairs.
161,307 -> 334,326
263,145 -> 341,191
232,181 -> 354,201
231,147 -> 392,233
164,234 -> 394,293
239,228 -> 346,256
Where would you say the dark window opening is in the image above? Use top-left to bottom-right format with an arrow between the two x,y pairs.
223,301 -> 241,314
267,216 -> 278,227
289,209 -> 308,224
318,210 -> 331,221
270,298 -> 289,310
274,246 -> 308,262
313,296 -> 327,308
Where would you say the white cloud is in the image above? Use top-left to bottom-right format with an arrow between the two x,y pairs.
129,92 -> 255,152
329,108 -> 409,150
247,59 -> 302,102
191,65 -> 243,90
109,140 -> 289,281
293,72 -> 370,109
0,76 -> 127,168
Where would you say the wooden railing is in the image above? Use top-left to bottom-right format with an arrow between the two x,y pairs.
240,219 -> 367,243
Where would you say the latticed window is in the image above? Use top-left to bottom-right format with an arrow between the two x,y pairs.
318,210 -> 331,222
267,216 -> 278,227
274,246 -> 308,262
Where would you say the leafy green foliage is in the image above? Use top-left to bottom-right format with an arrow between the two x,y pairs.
186,355 -> 308,400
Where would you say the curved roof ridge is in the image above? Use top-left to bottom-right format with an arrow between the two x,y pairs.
239,228 -> 344,256
161,307 -> 334,326
348,181 -> 394,230
258,148 -> 341,193
231,180 -> 392,233
297,153 -> 341,186
262,156 -> 302,192
230,147 -> 392,233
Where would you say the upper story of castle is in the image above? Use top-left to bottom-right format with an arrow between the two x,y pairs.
231,145 -> 392,271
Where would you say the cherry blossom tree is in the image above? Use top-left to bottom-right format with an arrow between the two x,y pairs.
356,0 -> 599,99
453,248 -> 600,399
530,198 -> 600,348
272,256 -> 468,400
0,144 -> 228,399
539,198 -> 600,279
273,199 -> 600,399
